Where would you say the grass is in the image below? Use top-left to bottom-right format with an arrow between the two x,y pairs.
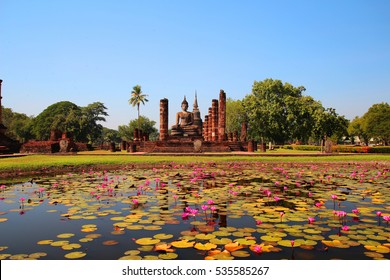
1,151 -> 389,171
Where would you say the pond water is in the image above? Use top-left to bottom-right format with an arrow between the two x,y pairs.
0,161 -> 389,260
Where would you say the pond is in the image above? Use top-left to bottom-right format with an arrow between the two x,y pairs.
0,161 -> 389,260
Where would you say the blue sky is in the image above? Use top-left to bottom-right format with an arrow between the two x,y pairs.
1,0 -> 389,129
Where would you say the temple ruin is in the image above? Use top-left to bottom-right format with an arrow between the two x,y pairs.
0,79 -> 21,154
134,89 -> 248,153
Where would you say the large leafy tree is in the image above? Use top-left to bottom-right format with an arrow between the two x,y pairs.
31,101 -> 108,142
243,79 -> 307,144
79,102 -> 108,143
128,85 -> 149,134
312,107 -> 349,144
2,107 -> 34,142
32,101 -> 80,140
348,116 -> 370,145
361,102 -> 390,145
118,115 -> 158,141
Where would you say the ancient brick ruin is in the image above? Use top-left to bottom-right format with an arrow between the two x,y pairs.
133,89 -> 248,153
0,79 -> 21,154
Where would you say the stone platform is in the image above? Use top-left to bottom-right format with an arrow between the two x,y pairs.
136,139 -> 247,153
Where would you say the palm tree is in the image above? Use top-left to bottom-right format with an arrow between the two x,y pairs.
128,85 -> 148,139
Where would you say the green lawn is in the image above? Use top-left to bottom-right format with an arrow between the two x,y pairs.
1,152 -> 389,171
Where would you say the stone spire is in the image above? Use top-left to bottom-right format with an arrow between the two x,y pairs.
193,90 -> 199,110
192,90 -> 202,135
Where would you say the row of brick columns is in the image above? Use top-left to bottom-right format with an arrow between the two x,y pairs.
203,89 -> 226,142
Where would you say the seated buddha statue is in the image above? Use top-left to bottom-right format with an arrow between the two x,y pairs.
171,96 -> 200,136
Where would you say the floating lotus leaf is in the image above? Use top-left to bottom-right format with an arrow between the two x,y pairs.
321,240 -> 349,248
143,255 -> 159,260
124,250 -> 141,256
9,254 -> 29,260
205,252 -> 234,260
79,237 -> 93,243
144,225 -> 162,231
0,254 -> 11,260
210,238 -> 232,245
0,246 -> 8,251
348,234 -> 367,241
85,233 -> 101,239
119,255 -> 142,260
37,240 -> 54,245
367,235 -> 387,241
213,231 -> 231,237
154,243 -> 174,253
0,218 -> 8,222
231,250 -> 251,257
278,240 -> 303,247
364,252 -> 385,259
57,233 -> 75,239
62,243 -> 82,250
135,238 -> 161,246
153,233 -> 174,240
359,240 -> 381,246
50,240 -> 70,247
28,252 -> 47,259
81,227 -> 97,233
364,245 -> 390,254
180,230 -> 198,236
194,242 -> 217,251
234,238 -> 256,245
126,225 -> 144,230
261,235 -> 282,242
64,251 -> 86,259
159,253 -> 178,260
195,233 -> 216,240
225,242 -> 244,252
303,229 -> 321,234
103,240 -> 119,246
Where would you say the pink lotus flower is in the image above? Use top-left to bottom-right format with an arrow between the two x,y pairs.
132,199 -> 138,204
308,217 -> 315,224
181,212 -> 189,219
210,206 -> 217,212
331,194 -> 338,200
274,196 -> 281,202
308,192 -> 313,198
256,220 -> 262,225
352,209 -> 359,215
341,225 -> 349,231
173,195 -> 178,200
207,199 -> 214,205
201,205 -> 209,211
291,240 -> 295,247
376,211 -> 382,217
252,245 -> 262,253
19,197 -> 25,202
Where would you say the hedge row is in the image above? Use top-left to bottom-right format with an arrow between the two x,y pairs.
283,145 -> 390,153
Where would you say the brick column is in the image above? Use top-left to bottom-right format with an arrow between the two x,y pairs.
207,107 -> 212,141
203,115 -> 209,141
159,98 -> 169,141
211,99 -> 219,142
218,89 -> 226,141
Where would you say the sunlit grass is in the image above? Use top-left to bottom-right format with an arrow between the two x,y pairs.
0,152 -> 389,175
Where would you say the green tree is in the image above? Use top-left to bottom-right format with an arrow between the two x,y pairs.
243,78 -> 306,144
226,98 -> 246,136
128,85 -> 149,134
79,102 -> 109,143
32,101 -> 80,140
362,102 -> 390,145
31,101 -> 108,142
348,116 -> 370,145
118,115 -> 158,141
312,107 -> 349,145
2,107 -> 34,142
